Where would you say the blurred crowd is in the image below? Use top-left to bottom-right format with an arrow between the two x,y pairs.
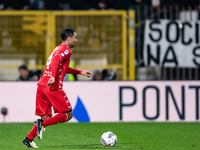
17,65 -> 41,81
2,0 -> 199,81
0,0 -> 199,11
16,65 -> 116,81
92,69 -> 116,81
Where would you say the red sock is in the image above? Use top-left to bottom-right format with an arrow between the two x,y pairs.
27,123 -> 37,140
43,113 -> 68,127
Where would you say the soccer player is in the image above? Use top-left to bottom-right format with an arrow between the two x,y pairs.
23,28 -> 92,148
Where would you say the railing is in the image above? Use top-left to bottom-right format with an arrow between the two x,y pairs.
132,5 -> 200,80
1,7 -> 198,81
0,10 -> 127,80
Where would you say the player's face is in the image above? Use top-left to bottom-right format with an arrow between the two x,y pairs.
69,32 -> 77,48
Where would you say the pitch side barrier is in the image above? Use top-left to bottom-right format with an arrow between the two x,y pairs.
0,11 -> 128,81
0,81 -> 199,123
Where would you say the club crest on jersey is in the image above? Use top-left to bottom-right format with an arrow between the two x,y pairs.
64,50 -> 69,55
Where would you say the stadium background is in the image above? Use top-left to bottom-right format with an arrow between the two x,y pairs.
0,0 -> 200,123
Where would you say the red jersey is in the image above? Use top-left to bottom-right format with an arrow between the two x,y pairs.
38,43 -> 81,89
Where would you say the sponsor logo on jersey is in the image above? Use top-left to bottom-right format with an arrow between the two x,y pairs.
64,50 -> 69,55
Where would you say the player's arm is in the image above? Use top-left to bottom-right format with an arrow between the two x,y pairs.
47,54 -> 60,86
80,70 -> 93,77
66,67 -> 82,74
67,66 -> 92,77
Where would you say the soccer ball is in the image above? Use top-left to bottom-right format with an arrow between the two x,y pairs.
100,131 -> 117,146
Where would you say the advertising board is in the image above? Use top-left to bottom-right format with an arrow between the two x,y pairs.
0,81 -> 199,122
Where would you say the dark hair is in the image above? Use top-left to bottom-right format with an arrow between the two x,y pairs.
18,65 -> 28,70
61,28 -> 76,41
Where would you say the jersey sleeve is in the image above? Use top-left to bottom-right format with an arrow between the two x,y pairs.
66,67 -> 82,74
51,54 -> 61,77
62,59 -> 82,75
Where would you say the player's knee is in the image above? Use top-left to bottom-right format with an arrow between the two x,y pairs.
66,111 -> 73,121
41,115 -> 52,120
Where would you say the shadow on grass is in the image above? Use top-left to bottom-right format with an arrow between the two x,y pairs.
45,143 -> 148,149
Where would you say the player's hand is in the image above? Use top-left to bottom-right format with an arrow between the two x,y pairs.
81,70 -> 93,78
47,77 -> 55,86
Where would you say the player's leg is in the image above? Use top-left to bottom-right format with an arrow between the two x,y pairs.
26,123 -> 37,140
35,88 -> 73,138
36,111 -> 73,129
35,115 -> 52,140
35,111 -> 72,141
23,137 -> 38,148
66,111 -> 73,121
43,111 -> 73,126
23,85 -> 52,147
35,86 -> 53,140
26,117 -> 51,141
25,115 -> 52,146
35,87 -> 73,140
41,115 -> 52,120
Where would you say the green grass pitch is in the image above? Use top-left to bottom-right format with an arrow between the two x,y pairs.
0,122 -> 199,150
